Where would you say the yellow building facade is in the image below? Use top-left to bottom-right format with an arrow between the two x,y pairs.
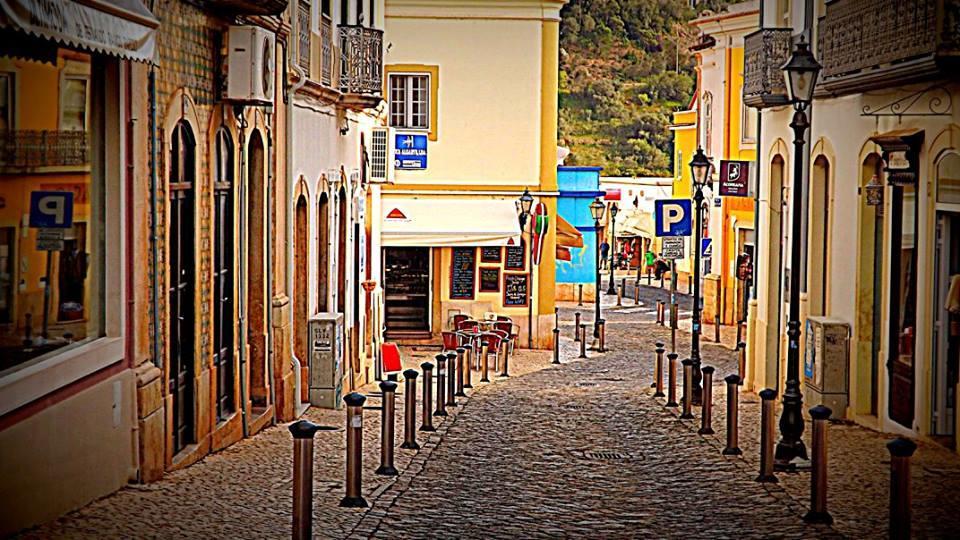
375,0 -> 564,349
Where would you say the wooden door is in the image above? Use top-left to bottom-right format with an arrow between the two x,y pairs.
888,185 -> 917,428
213,128 -> 235,421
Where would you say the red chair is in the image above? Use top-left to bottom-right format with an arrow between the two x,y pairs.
381,342 -> 403,380
479,332 -> 503,371
494,321 -> 517,355
441,331 -> 459,351
452,314 -> 470,330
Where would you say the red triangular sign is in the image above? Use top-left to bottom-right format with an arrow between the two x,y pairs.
386,208 -> 407,219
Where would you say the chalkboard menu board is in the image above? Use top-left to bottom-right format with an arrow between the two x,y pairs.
450,247 -> 476,299
479,267 -> 500,292
505,240 -> 525,270
480,246 -> 502,263
503,273 -> 529,307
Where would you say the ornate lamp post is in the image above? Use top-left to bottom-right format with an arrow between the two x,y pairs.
688,146 -> 713,406
775,38 -> 821,469
517,188 -> 534,348
606,202 -> 619,295
589,198 -> 606,338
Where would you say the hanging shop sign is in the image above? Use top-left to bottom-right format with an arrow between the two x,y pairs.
719,160 -> 750,197
869,129 -> 924,186
394,133 -> 428,170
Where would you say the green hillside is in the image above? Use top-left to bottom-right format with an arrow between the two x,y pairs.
558,0 -> 727,176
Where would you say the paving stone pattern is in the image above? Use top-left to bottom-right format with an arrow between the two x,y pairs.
18,285 -> 960,538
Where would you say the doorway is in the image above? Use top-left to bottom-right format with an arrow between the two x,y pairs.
856,154 -> 884,417
888,183 -> 918,429
212,127 -> 235,422
383,247 -> 430,336
168,120 -> 196,454
317,192 -> 329,312
294,194 -> 309,402
933,212 -> 960,446
246,130 -> 269,412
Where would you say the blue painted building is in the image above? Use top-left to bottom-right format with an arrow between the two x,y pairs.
556,166 -> 604,301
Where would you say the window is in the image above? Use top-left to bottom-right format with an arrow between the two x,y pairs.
776,0 -> 790,25
742,104 -> 757,143
213,127 -> 235,421
937,152 -> 960,204
298,0 -> 311,76
389,74 -> 430,130
0,72 -> 13,130
701,92 -> 713,154
60,76 -> 89,131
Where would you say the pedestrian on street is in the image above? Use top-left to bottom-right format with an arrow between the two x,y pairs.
600,240 -> 610,270
644,247 -> 656,275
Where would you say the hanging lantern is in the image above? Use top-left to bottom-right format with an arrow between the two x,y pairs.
864,174 -> 884,208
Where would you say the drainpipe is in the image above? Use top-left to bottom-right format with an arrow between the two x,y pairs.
236,107 -> 249,438
148,68 -> 162,371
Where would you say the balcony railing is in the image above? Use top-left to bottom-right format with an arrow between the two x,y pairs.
743,28 -> 792,109
817,0 -> 956,94
321,17 -> 333,86
189,0 -> 288,15
0,130 -> 88,170
297,0 -> 311,78
339,25 -> 383,97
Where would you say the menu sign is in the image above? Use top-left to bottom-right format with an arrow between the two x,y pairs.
503,273 -> 529,307
480,267 -> 500,292
450,247 -> 476,299
505,240 -> 526,271
480,246 -> 502,263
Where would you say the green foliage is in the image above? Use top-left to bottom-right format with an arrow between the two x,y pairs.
559,0 -> 723,176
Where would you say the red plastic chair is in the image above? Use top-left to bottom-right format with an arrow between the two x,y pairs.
452,313 -> 470,330
381,342 -> 403,380
441,331 -> 459,351
480,332 -> 503,371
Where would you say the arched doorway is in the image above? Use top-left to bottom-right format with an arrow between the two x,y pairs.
337,186 -> 349,381
247,130 -> 269,413
169,120 -> 196,453
213,127 -> 235,422
855,154 -> 883,417
317,192 -> 330,312
766,154 -> 785,391
808,155 -> 831,316
294,194 -> 309,402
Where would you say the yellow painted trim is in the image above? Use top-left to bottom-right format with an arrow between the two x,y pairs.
539,20 -> 559,192
381,183 -> 539,192
384,64 -> 440,141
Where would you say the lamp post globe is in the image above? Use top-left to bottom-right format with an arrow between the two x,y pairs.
775,38 -> 822,469
589,198 -> 605,338
687,146 -> 713,406
606,202 -> 619,295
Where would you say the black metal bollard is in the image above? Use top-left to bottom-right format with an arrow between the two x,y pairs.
621,277 -> 627,298
579,324 -> 587,358
617,284 -> 623,306
657,301 -> 665,325
480,343 -> 491,382
455,348 -> 467,396
463,346 -> 474,389
401,369 -> 420,450
888,437 -> 918,540
340,392 -> 368,507
737,341 -> 746,385
290,420 -> 334,539
680,359 -> 695,419
757,388 -> 778,483
666,353 -> 679,407
714,313 -> 721,343
434,354 -> 448,416
419,362 -> 435,432
653,345 -> 665,397
634,283 -> 640,305
804,405 -> 833,524
647,269 -> 652,285
574,312 -> 582,341
446,351 -> 458,407
598,319 -> 606,353
553,328 -> 561,364
722,374 -> 742,455
375,380 -> 399,476
687,275 -> 692,294
698,366 -> 715,435
578,284 -> 584,306
500,340 -> 510,377
670,301 -> 678,353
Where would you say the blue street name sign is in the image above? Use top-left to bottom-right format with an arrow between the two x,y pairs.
654,199 -> 692,237
394,133 -> 427,170
29,191 -> 74,228
701,238 -> 713,259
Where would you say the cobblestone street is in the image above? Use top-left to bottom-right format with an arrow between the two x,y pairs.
18,286 -> 960,539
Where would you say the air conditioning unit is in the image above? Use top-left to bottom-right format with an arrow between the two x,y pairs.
223,25 -> 275,105
369,126 -> 395,183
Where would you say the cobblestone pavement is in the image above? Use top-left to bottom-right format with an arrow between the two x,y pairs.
19,288 -> 960,538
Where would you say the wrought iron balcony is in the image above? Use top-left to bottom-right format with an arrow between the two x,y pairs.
817,0 -> 958,94
321,17 -> 334,86
0,130 -> 88,170
339,25 -> 383,107
188,0 -> 288,15
743,28 -> 792,109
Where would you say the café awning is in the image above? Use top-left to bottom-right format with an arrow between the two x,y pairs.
0,0 -> 159,63
382,197 -> 522,247
617,209 -> 655,239
556,215 -> 584,249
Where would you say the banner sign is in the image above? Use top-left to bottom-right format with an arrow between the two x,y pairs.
719,160 -> 750,197
394,134 -> 428,170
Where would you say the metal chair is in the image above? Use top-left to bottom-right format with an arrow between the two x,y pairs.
452,313 -> 470,331
493,321 -> 516,356
441,331 -> 460,352
479,332 -> 503,372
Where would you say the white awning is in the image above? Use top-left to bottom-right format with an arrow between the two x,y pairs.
381,197 -> 522,247
0,0 -> 159,63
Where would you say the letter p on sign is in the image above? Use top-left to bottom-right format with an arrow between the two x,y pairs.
654,199 -> 692,237
29,191 -> 74,229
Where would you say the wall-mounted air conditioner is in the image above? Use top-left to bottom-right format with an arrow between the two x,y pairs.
223,25 -> 275,105
369,126 -> 395,183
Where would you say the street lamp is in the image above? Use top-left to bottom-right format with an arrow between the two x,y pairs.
606,202 -> 619,295
589,198 -> 606,338
775,37 -> 821,469
517,188 -> 534,348
688,145 -> 713,406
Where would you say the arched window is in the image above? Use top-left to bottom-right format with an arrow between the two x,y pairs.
213,127 -> 235,420
702,92 -> 713,154
808,155 -> 830,315
317,192 -> 330,311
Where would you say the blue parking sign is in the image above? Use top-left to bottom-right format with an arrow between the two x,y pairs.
654,199 -> 692,237
701,238 -> 713,258
29,191 -> 74,228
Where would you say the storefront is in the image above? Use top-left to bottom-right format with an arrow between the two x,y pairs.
380,196 -> 524,340
932,151 -> 960,447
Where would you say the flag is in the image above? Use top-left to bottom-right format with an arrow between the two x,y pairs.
531,202 -> 549,265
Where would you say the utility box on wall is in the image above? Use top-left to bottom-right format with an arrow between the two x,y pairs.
309,313 -> 344,409
803,316 -> 850,419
